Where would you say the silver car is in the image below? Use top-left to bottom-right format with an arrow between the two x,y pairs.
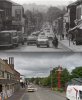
36,36 -> 49,47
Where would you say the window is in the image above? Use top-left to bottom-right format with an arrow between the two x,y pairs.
15,9 -> 21,21
79,91 -> 82,99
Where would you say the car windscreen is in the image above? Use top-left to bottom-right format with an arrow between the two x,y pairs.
79,91 -> 82,99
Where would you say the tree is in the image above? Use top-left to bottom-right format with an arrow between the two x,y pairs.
47,7 -> 63,24
71,67 -> 82,78
61,68 -> 70,88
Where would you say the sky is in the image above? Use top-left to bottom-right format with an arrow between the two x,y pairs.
0,53 -> 82,78
11,0 -> 77,6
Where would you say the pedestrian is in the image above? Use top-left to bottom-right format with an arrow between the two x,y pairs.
52,35 -> 58,48
61,34 -> 64,40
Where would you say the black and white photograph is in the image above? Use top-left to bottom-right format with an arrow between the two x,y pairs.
0,0 -> 82,52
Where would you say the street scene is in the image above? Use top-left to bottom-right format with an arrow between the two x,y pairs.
0,53 -> 81,100
0,0 -> 82,52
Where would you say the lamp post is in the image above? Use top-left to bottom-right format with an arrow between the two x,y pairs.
50,67 -> 53,90
57,66 -> 62,89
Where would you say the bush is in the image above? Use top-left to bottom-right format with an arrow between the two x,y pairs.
58,88 -> 64,92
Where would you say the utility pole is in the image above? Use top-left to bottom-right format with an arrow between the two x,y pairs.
50,67 -> 53,90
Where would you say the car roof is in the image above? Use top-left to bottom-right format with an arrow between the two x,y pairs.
0,30 -> 17,33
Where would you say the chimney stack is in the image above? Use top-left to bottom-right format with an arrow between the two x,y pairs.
9,57 -> 14,69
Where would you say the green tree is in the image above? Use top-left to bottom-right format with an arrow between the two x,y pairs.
61,68 -> 70,88
71,67 -> 82,78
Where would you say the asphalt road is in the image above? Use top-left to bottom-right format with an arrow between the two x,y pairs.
22,86 -> 66,100
0,41 -> 72,52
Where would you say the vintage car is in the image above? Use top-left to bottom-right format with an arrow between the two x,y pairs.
36,35 -> 49,47
0,30 -> 19,48
27,35 -> 37,45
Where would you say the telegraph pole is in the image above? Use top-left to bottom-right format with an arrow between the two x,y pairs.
50,67 -> 53,90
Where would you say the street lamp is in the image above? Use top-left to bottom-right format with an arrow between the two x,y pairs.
57,66 -> 62,90
50,67 -> 53,90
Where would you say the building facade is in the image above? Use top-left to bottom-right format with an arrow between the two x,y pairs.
12,2 -> 25,33
0,57 -> 20,99
67,0 -> 82,29
0,0 -> 12,30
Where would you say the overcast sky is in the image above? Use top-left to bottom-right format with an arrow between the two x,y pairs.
11,0 -> 76,6
0,53 -> 82,78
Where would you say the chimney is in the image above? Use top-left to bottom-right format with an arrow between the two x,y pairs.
9,57 -> 14,69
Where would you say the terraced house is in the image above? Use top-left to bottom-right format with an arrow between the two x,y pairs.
0,57 -> 20,99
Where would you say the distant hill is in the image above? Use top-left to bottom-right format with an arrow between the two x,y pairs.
23,3 -> 49,13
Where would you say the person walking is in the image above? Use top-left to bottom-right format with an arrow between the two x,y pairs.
52,35 -> 58,48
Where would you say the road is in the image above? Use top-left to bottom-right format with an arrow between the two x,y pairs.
22,86 -> 66,100
0,41 -> 72,52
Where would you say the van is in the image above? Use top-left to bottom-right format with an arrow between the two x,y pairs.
66,85 -> 82,100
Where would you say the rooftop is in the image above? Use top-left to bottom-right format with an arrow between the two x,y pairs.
67,0 -> 82,8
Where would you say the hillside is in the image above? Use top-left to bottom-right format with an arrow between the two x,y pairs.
23,3 -> 49,13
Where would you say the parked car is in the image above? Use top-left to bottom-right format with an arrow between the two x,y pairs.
36,35 -> 49,47
27,35 -> 37,45
0,30 -> 19,48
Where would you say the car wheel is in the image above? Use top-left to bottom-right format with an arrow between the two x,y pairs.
16,44 -> 19,47
27,42 -> 29,45
76,41 -> 79,45
22,42 -> 24,45
37,44 -> 40,47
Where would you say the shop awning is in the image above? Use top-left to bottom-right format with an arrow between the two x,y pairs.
77,23 -> 82,29
68,23 -> 82,32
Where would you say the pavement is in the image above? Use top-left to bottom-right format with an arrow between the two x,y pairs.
58,35 -> 82,52
53,91 -> 66,98
7,87 -> 26,100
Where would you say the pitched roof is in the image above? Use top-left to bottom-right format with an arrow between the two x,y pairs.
2,60 -> 14,74
67,0 -> 82,8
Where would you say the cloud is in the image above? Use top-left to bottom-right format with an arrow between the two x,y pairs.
0,53 -> 82,77
11,0 -> 76,6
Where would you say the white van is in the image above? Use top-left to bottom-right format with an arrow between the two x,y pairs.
66,85 -> 82,100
